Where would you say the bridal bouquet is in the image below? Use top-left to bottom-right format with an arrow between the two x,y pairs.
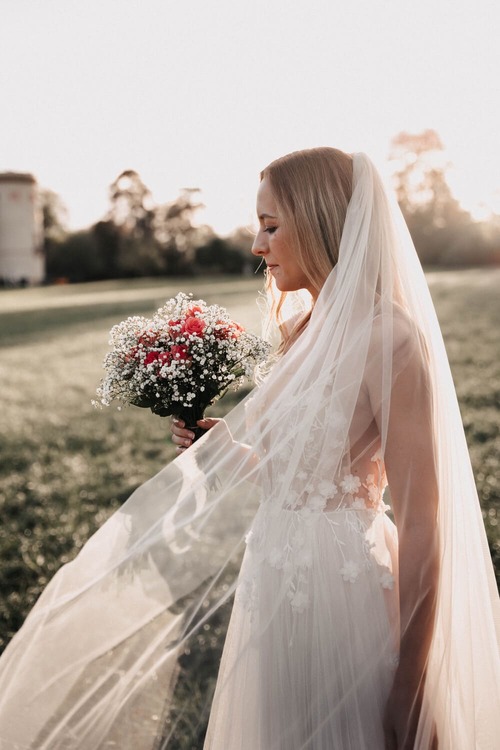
94,292 -> 270,437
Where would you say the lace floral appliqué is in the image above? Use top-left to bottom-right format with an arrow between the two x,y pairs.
238,449 -> 395,615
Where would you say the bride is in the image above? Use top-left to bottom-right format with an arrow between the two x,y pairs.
0,148 -> 499,749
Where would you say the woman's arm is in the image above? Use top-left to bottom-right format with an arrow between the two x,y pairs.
370,345 -> 440,749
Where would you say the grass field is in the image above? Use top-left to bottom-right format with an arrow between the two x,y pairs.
0,269 -> 499,658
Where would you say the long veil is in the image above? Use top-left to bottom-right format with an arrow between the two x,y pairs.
0,153 -> 498,749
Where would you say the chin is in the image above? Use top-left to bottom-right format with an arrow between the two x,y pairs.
276,281 -> 307,294
274,278 -> 298,292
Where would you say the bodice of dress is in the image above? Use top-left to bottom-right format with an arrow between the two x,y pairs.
256,374 -> 389,515
239,361 -> 397,616
271,442 -> 388,514
239,443 -> 395,616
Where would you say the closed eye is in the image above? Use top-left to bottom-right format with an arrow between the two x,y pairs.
264,226 -> 278,234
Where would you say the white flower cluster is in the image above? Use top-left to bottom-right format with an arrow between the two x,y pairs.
94,292 -> 270,422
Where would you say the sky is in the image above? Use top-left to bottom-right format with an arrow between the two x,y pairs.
1,0 -> 500,234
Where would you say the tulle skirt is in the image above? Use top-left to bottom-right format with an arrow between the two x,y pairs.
205,507 -> 399,750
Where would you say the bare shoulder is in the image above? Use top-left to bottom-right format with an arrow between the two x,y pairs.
371,302 -> 427,364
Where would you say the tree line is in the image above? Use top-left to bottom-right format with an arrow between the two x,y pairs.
43,130 -> 500,283
390,130 -> 500,266
43,171 -> 256,283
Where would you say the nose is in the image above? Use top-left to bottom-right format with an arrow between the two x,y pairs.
251,227 -> 269,257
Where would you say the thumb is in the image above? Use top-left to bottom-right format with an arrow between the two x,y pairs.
196,417 -> 219,430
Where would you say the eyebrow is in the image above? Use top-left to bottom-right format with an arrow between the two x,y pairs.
258,212 -> 277,220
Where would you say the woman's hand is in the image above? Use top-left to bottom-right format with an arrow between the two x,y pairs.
383,684 -> 438,749
383,686 -> 417,750
170,417 -> 220,454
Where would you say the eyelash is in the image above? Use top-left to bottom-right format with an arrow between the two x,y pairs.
264,227 -> 277,235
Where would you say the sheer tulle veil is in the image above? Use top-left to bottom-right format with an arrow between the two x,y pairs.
0,153 -> 498,749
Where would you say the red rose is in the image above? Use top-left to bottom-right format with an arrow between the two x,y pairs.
181,316 -> 206,337
144,351 -> 160,365
187,305 -> 202,316
170,344 -> 190,361
158,351 -> 172,366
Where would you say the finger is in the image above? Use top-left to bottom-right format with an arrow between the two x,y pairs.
171,421 -> 195,437
172,426 -> 195,440
172,434 -> 193,447
197,418 -> 218,429
171,418 -> 186,434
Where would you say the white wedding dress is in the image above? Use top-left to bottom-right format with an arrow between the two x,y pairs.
205,495 -> 398,750
205,383 -> 400,750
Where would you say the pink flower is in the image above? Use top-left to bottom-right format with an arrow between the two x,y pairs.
181,316 -> 206,337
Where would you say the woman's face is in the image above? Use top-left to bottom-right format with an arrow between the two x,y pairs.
252,177 -> 316,298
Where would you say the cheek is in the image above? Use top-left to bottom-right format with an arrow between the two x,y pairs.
272,232 -> 293,259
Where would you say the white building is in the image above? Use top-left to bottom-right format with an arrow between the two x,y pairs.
0,172 -> 44,285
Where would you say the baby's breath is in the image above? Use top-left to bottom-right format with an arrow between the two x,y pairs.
94,292 -> 270,424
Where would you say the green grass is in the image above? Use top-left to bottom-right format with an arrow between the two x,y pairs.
0,276 -> 263,648
0,269 -> 499,662
426,269 -> 500,567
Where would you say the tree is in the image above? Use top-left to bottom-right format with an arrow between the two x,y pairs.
92,220 -> 121,279
39,188 -> 68,245
107,170 -> 155,239
103,173 -> 207,276
155,189 -> 205,274
389,130 -> 471,264
45,230 -> 104,282
40,189 -> 70,281
105,170 -> 161,276
195,237 -> 244,274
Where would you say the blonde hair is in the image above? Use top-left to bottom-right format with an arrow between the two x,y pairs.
261,147 -> 353,353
